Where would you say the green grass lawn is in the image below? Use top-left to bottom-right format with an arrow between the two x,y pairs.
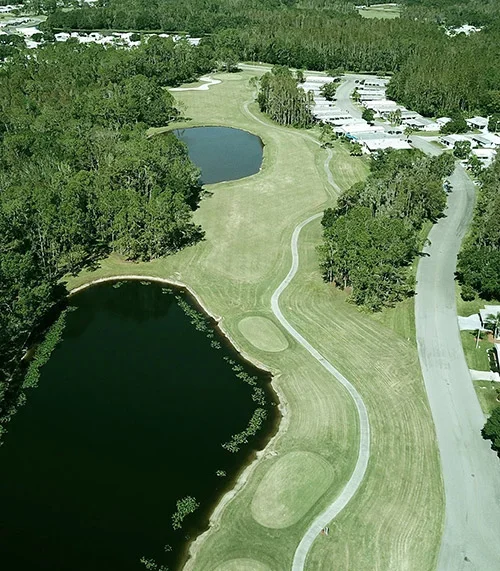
416,131 -> 441,137
460,330 -> 494,371
455,283 -> 500,318
474,381 -> 500,415
67,69 -> 443,571
358,4 -> 401,19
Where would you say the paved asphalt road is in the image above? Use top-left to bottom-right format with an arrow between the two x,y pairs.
410,135 -> 442,157
334,75 -> 364,120
415,164 -> 500,570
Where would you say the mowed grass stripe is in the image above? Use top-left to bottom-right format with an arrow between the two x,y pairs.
282,221 -> 442,571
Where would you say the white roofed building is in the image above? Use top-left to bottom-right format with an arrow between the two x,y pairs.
436,117 -> 452,128
363,138 -> 412,152
440,134 -> 472,147
466,116 -> 489,131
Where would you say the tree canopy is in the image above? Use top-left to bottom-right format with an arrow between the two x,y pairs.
319,149 -> 454,310
457,155 -> 500,300
257,66 -> 314,127
40,0 -> 500,118
482,407 -> 500,455
0,39 -> 212,433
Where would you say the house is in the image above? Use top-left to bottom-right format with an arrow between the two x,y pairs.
362,138 -> 412,152
472,133 -> 500,148
436,117 -> 452,128
402,118 -> 428,129
440,134 -> 471,148
363,100 -> 402,117
422,121 -> 440,132
479,306 -> 500,335
363,78 -> 387,88
338,123 -> 383,137
466,116 -> 489,131
472,148 -> 497,168
400,110 -> 419,120
359,91 -> 386,102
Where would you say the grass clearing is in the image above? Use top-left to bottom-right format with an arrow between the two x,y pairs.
474,381 -> 500,415
460,330 -> 494,371
358,4 -> 401,19
67,69 -> 443,570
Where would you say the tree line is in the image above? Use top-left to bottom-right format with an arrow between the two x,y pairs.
41,0 -> 500,118
318,149 -> 455,310
456,155 -> 500,301
0,38 -> 214,433
257,66 -> 314,127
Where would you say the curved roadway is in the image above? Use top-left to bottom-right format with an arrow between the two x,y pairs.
415,164 -> 500,570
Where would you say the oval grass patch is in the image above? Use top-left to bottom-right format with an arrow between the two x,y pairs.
238,316 -> 288,353
251,451 -> 334,529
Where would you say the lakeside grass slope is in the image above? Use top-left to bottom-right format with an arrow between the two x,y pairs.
67,70 -> 443,570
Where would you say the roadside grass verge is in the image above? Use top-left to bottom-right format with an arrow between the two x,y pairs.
460,331 -> 494,371
474,381 -> 500,415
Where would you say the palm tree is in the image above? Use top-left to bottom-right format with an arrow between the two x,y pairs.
404,126 -> 415,141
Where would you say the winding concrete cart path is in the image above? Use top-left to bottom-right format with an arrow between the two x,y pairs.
415,164 -> 500,570
270,214 -> 370,571
242,81 -> 370,570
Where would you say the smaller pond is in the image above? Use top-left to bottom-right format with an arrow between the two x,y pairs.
173,127 -> 263,184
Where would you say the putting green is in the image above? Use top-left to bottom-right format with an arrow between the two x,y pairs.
251,451 -> 334,529
213,559 -> 272,571
238,316 -> 289,352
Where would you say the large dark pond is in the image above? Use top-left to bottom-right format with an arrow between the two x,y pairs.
173,127 -> 263,184
0,281 -> 278,571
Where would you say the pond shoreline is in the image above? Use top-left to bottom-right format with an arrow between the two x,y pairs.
69,274 -> 287,570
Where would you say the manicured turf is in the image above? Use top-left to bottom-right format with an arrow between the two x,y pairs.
238,316 -> 289,352
474,381 -> 500,415
251,451 -> 334,528
358,5 -> 401,19
67,69 -> 443,571
460,330 -> 494,371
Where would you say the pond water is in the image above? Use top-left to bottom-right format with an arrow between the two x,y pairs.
173,127 -> 263,184
0,281 -> 278,571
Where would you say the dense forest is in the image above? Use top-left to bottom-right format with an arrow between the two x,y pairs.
40,0 -> 500,117
257,67 -> 314,127
456,155 -> 500,301
318,150 -> 454,310
0,38 -> 214,434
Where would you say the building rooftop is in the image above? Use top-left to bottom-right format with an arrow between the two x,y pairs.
467,116 -> 489,128
364,138 -> 412,151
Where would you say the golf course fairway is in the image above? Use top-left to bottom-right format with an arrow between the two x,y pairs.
67,69 -> 444,571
